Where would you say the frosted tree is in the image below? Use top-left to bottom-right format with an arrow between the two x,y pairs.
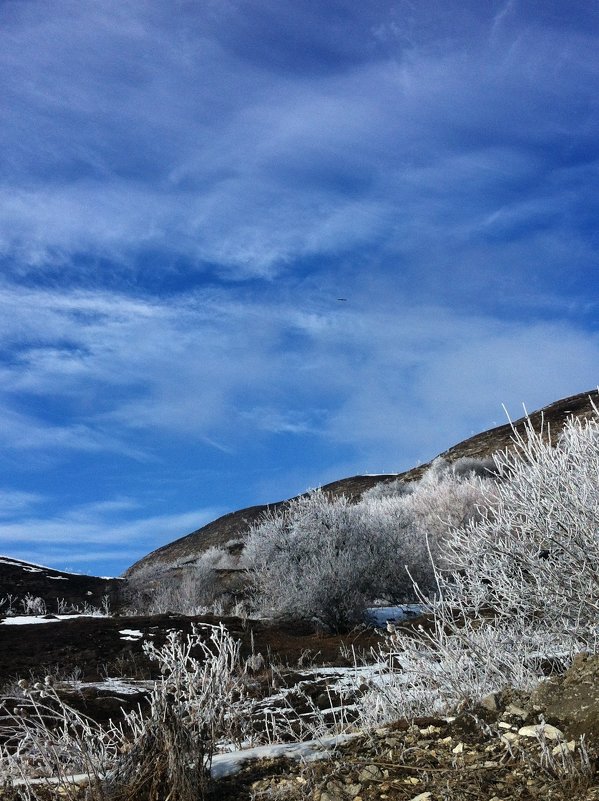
360,410 -> 599,723
244,466 -> 490,632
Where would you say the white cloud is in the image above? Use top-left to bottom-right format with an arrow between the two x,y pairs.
0,279 -> 597,573
1,281 -> 597,474
0,502 -> 226,574
0,489 -> 45,518
0,507 -> 222,547
0,2 -> 596,276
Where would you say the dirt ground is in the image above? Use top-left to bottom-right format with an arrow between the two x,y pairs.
0,612 -> 381,687
3,617 -> 599,800
216,683 -> 599,801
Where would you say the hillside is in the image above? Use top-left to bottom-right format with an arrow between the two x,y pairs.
2,388 -> 599,801
126,388 -> 599,577
0,556 -> 121,614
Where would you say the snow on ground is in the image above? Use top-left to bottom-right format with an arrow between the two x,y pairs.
8,733 -> 360,788
300,663 -> 384,687
119,628 -> 144,641
0,556 -> 78,575
0,555 -> 121,580
0,613 -> 107,625
210,733 -> 359,778
364,604 -> 425,627
63,677 -> 154,695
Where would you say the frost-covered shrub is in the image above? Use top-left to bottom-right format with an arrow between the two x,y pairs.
359,410 -> 599,724
20,594 -> 47,616
450,455 -> 497,479
244,490 -> 412,631
444,413 -> 599,633
244,469 -> 490,632
417,455 -> 497,488
0,624 -> 245,801
400,467 -> 492,571
124,546 -> 235,615
362,478 -> 415,500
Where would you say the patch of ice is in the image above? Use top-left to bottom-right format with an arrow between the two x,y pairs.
1,614 -> 100,625
119,628 -> 143,641
210,733 -> 358,779
67,678 -> 153,695
364,604 -> 425,627
47,575 -> 68,580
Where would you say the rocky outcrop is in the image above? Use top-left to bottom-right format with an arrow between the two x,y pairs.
531,652 -> 599,745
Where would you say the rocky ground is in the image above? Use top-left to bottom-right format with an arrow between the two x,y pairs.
3,614 -> 599,800
216,656 -> 599,801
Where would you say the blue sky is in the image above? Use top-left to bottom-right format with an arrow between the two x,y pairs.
0,0 -> 598,576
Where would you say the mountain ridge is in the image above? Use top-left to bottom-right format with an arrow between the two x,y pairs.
125,387 -> 599,577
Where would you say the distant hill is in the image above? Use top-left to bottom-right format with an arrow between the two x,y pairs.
125,388 -> 599,578
0,556 -> 122,614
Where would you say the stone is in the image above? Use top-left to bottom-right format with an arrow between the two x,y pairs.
419,724 -> 441,735
480,692 -> 498,711
504,703 -> 528,720
518,724 -> 564,740
530,654 -> 599,744
552,740 -> 576,755
358,764 -> 383,783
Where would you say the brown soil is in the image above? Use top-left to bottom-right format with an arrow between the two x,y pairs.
0,613 -> 381,688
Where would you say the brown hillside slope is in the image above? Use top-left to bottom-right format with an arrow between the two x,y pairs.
125,388 -> 598,577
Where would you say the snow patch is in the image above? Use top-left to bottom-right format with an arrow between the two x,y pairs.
210,733 -> 358,779
8,734 -> 359,788
1,614 -> 103,625
66,678 -> 153,695
0,555 -> 118,579
119,628 -> 143,641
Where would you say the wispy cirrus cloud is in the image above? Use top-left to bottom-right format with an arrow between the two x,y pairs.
0,502 -> 224,575
1,1 -> 598,575
2,279 -> 598,573
0,1 -> 597,283
1,282 -> 597,469
0,489 -> 45,518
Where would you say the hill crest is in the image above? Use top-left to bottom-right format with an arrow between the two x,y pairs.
126,388 -> 599,577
